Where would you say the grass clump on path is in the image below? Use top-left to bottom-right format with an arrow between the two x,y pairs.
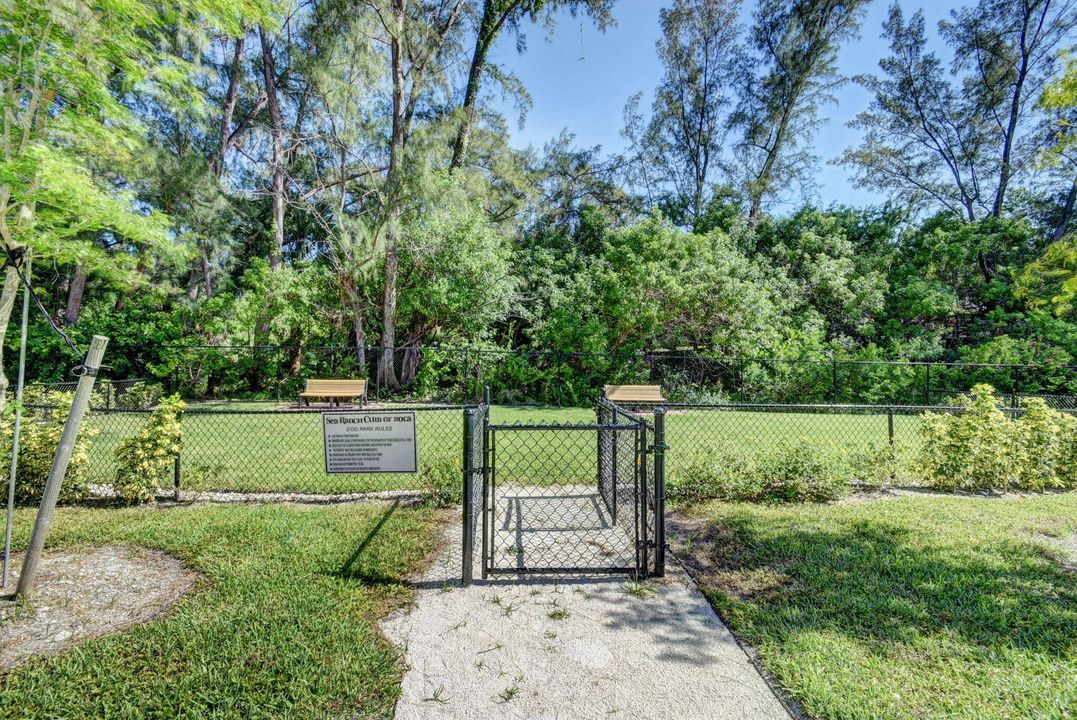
676,493 -> 1077,720
1,501 -> 437,719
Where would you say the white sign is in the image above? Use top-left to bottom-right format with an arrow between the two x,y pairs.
322,412 -> 417,473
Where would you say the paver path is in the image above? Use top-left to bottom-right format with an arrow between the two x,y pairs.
381,525 -> 791,720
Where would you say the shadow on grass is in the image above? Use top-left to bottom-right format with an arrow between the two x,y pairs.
677,512 -> 1077,658
334,500 -> 404,585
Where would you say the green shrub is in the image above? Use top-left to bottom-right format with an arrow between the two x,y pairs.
1012,398 -> 1075,491
667,449 -> 761,502
1056,416 -> 1077,489
114,395 -> 185,504
0,393 -> 96,505
420,455 -> 462,506
756,441 -> 851,503
114,381 -> 165,409
917,384 -> 1077,492
846,442 -> 904,488
669,441 -> 851,504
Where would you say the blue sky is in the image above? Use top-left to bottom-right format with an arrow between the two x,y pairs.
487,0 -> 969,209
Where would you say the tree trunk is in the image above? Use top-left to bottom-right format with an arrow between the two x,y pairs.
64,264 -> 86,326
377,239 -> 400,387
260,27 -> 285,268
748,103 -> 794,228
400,342 -> 421,386
285,327 -> 302,376
377,0 -> 407,389
0,264 -> 21,409
990,8 -> 1034,218
186,261 -> 201,300
214,35 -> 246,178
1053,176 -> 1076,242
352,304 -> 367,374
185,235 -> 213,301
200,235 -> 213,298
449,0 -> 506,172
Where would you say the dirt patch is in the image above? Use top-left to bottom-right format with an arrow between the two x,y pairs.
1,545 -> 199,668
1052,535 -> 1077,572
1035,530 -> 1077,573
667,514 -> 792,604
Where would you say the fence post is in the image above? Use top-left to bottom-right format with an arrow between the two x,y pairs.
463,348 -> 470,402
483,385 -> 491,406
173,453 -> 182,499
653,407 -> 666,578
3,252 -> 32,591
887,406 -> 896,483
923,364 -> 931,405
831,356 -> 839,403
461,407 -> 475,586
17,335 -> 108,599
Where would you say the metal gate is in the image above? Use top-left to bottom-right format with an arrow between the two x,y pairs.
462,400 -> 665,581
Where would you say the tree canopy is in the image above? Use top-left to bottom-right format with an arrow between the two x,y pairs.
4,0 -> 1076,402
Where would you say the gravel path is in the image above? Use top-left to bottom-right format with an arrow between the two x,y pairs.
382,525 -> 791,720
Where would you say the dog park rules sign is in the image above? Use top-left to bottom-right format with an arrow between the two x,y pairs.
322,412 -> 417,473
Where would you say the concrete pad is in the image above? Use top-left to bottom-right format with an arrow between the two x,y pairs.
488,485 -> 636,573
382,525 -> 791,720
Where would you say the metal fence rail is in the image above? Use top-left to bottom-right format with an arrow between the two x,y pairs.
655,403 -> 961,481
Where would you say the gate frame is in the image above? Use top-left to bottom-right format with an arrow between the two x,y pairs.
461,398 -> 666,584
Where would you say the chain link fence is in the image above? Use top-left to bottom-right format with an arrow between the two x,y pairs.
62,404 -> 465,501
482,415 -> 645,575
11,389 -> 1076,509
28,344 -> 1077,408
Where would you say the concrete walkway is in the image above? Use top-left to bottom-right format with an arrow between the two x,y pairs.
381,525 -> 791,720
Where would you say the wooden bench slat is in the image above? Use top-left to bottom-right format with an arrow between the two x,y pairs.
299,379 -> 367,406
603,384 -> 666,402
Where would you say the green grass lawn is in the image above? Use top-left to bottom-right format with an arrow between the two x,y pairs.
675,492 -> 1077,720
83,407 -> 462,494
1,501 -> 439,718
74,404 -> 924,495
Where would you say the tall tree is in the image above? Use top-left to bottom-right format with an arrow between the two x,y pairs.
448,0 -> 613,173
624,0 -> 741,230
943,0 -> 1076,218
733,0 -> 870,226
375,0 -> 467,387
843,1 -> 1075,223
0,0 -> 262,405
842,6 -> 989,222
260,26 -> 287,268
1039,53 -> 1077,241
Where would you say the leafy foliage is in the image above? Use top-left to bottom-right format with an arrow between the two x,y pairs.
0,393 -> 96,505
918,384 -> 1077,492
113,395 -> 186,504
668,441 -> 856,504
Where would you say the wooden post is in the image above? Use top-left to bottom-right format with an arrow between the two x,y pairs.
15,335 -> 108,599
3,254 -> 31,590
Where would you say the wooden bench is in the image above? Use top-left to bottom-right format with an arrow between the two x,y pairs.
299,378 -> 367,407
602,384 -> 667,404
